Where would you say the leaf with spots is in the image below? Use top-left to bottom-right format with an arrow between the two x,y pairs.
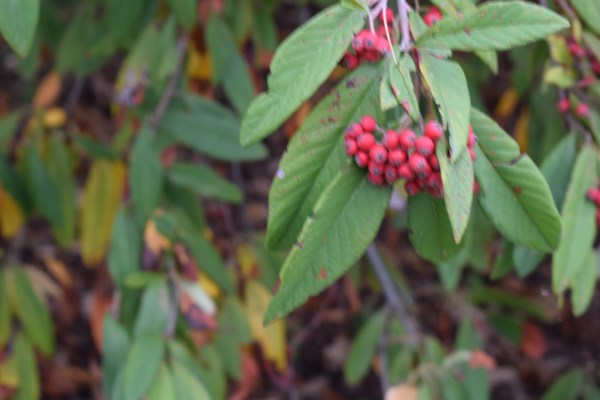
471,108 -> 561,252
381,55 -> 419,121
408,193 -> 464,264
420,53 -> 471,162
267,64 -> 384,251
416,1 -> 569,52
264,167 -> 391,323
437,136 -> 474,243
240,5 -> 366,145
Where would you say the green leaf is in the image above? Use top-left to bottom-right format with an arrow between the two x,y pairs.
408,194 -> 463,264
552,145 -> 598,293
167,163 -> 242,204
344,311 -> 385,385
73,136 -> 120,160
167,0 -> 197,29
10,268 -> 53,356
172,361 -> 211,400
571,249 -> 597,316
0,271 -> 10,348
471,108 -> 561,252
572,0 -> 600,36
542,368 -> 583,400
161,94 -> 267,161
147,363 -> 176,400
420,53 -> 470,161
108,210 -> 141,288
384,55 -> 420,121
265,167 -> 390,323
416,1 -> 569,52
106,0 -> 144,46
437,137 -> 474,242
0,0 -> 40,57
102,315 -> 130,397
124,333 -> 164,400
267,64 -> 383,250
13,334 -> 39,400
130,128 -> 164,223
0,112 -> 20,155
0,155 -> 29,212
133,280 -> 170,336
240,5 -> 365,145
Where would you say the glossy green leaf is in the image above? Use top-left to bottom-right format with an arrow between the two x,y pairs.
437,137 -> 474,242
240,5 -> 365,145
130,128 -> 164,223
267,64 -> 383,250
344,311 -> 385,385
265,167 -> 391,323
124,333 -> 164,400
420,53 -> 470,161
167,0 -> 197,29
13,334 -> 39,400
542,368 -> 583,400
416,2 -> 569,52
10,268 -> 53,355
167,163 -> 242,204
408,194 -> 463,264
147,363 -> 176,400
161,94 -> 267,161
553,145 -> 598,293
172,361 -> 211,400
133,280 -> 170,336
102,315 -> 130,397
108,210 -> 141,288
471,108 -> 561,252
572,0 -> 600,36
571,249 -> 597,316
0,0 -> 40,57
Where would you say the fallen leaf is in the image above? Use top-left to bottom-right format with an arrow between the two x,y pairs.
33,72 -> 62,108
493,89 -> 519,120
520,321 -> 547,360
187,44 -> 212,81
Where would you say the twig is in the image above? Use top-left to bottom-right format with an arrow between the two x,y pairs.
397,0 -> 412,51
366,243 -> 420,346
148,32 -> 190,130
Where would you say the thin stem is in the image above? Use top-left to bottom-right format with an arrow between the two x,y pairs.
381,0 -> 398,65
397,0 -> 412,51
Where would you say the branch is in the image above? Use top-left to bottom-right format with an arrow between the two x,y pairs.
397,0 -> 412,51
366,243 -> 420,346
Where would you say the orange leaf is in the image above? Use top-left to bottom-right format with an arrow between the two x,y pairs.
33,71 -> 62,108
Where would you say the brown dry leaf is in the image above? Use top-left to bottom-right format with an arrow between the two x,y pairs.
520,321 -> 547,359
514,109 -> 530,153
244,280 -> 287,371
42,255 -> 73,289
0,187 -> 24,238
229,351 -> 261,400
43,108 -> 67,128
33,71 -> 62,108
187,44 -> 212,82
89,288 -> 113,351
144,219 -> 171,256
25,267 -> 62,301
385,384 -> 419,400
493,89 -> 519,120
468,350 -> 496,370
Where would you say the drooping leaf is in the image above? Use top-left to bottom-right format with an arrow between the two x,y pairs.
130,128 -> 164,224
571,249 -> 597,316
161,94 -> 267,161
267,64 -> 383,250
167,0 -> 197,29
0,156 -> 29,211
0,0 -> 40,57
81,160 -> 126,265
167,163 -> 242,204
123,333 -> 164,400
133,279 -> 170,337
420,53 -> 471,161
552,145 -> 598,293
13,334 -> 39,400
240,5 -> 365,145
382,55 -> 419,121
171,361 -> 211,400
408,193 -> 463,264
265,167 -> 390,323
471,108 -> 561,252
572,0 -> 600,36
437,137 -> 474,242
416,2 -> 569,52
147,363 -> 176,400
108,210 -> 142,288
542,368 -> 583,400
0,271 -> 11,348
344,311 -> 385,385
102,315 -> 130,397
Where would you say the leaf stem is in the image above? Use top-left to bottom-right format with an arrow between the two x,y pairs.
397,0 -> 412,51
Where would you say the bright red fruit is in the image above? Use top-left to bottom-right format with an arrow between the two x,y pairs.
405,182 -> 421,196
368,172 -> 385,186
576,103 -> 590,117
428,154 -> 440,171
424,121 -> 443,141
397,164 -> 415,180
399,129 -> 417,150
388,150 -> 406,166
355,152 -> 369,167
384,165 -> 398,183
344,139 -> 358,156
383,130 -> 400,149
370,144 -> 388,164
360,115 -> 377,132
469,148 -> 477,161
378,7 -> 394,24
415,136 -> 435,157
368,161 -> 384,176
409,154 -> 431,178
376,37 -> 391,54
343,53 -> 359,70
357,133 -> 376,150
557,98 -> 570,113
345,123 -> 363,139
423,7 -> 442,26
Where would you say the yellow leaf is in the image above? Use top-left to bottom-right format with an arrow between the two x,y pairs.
198,272 -> 220,299
43,108 -> 67,128
385,384 -> 419,400
33,71 -> 62,108
514,109 -> 530,153
187,44 -> 212,81
42,255 -> 73,289
144,219 -> 171,255
237,243 -> 257,279
80,160 -> 126,266
244,280 -> 286,371
0,188 -> 24,238
0,356 -> 19,388
493,89 -> 519,120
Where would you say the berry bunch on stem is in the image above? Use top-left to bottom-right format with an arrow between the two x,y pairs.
344,116 -> 478,197
343,7 -> 394,70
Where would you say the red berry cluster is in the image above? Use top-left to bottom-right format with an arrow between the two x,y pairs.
423,6 -> 443,27
557,97 -> 590,118
342,8 -> 394,70
344,116 -> 478,197
567,39 -> 600,75
586,186 -> 600,227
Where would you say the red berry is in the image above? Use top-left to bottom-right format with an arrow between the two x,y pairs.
355,151 -> 369,167
384,165 -> 398,183
409,153 -> 431,179
388,150 -> 406,166
596,210 -> 600,227
399,129 -> 417,150
376,37 -> 391,54
474,180 -> 480,194
428,154 -> 440,170
378,7 -> 394,24
397,164 -> 415,180
368,161 -> 384,176
593,59 -> 600,74
361,50 -> 380,63
424,121 -> 443,142
344,139 -> 358,156
576,103 -> 590,117
370,144 -> 388,164
415,136 -> 435,157
426,172 -> 443,190
364,32 -> 378,50
468,131 -> 477,147
352,33 -> 365,52
587,188 -> 600,203
423,7 -> 442,27
345,123 -> 363,139
368,172 -> 385,186
360,115 -> 377,132
383,130 -> 400,149
343,53 -> 359,70
568,41 -> 586,58
357,133 -> 376,150
469,148 -> 477,161
405,181 -> 421,196
557,98 -> 570,113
